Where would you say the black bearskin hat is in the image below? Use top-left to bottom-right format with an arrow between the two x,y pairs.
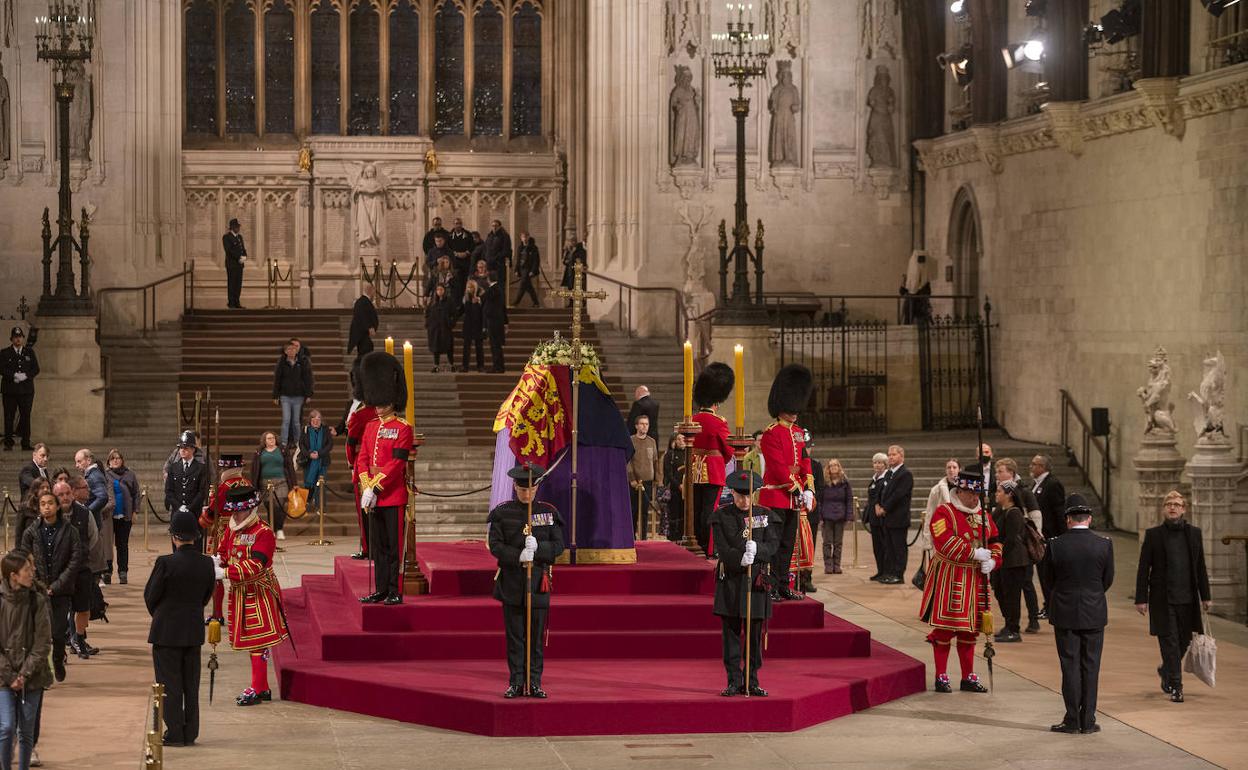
693,362 -> 734,408
767,364 -> 813,418
360,351 -> 407,412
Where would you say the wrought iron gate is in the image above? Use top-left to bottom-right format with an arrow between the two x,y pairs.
776,320 -> 887,434
917,313 -> 994,430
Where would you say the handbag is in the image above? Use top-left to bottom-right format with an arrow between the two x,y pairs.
912,550 -> 928,589
1184,606 -> 1217,687
285,486 -> 310,519
1023,519 -> 1047,564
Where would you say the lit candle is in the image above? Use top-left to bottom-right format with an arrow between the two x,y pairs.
733,344 -> 745,431
403,341 -> 416,427
683,340 -> 694,418
385,336 -> 394,355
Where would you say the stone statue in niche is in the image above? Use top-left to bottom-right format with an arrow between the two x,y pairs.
66,60 -> 93,160
0,58 -> 9,162
1187,350 -> 1228,444
866,65 -> 897,168
669,65 -> 701,167
346,161 -> 392,249
1136,347 -> 1177,434
767,61 -> 801,167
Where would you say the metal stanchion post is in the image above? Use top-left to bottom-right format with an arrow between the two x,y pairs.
144,682 -> 165,768
267,482 -> 284,552
141,488 -> 154,552
310,476 -> 332,546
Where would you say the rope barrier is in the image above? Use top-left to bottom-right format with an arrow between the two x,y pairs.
145,494 -> 169,524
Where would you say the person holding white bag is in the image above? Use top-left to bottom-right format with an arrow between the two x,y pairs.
1135,490 -> 1212,703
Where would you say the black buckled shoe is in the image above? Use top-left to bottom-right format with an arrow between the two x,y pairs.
383,593 -> 403,605
350,552 -> 369,560
934,674 -> 952,693
768,589 -> 785,602
719,684 -> 744,697
1050,721 -> 1080,734
747,685 -> 768,697
503,685 -> 523,699
781,588 -> 803,601
993,630 -> 1021,643
235,688 -> 262,706
1157,666 -> 1172,694
1081,722 -> 1101,734
359,591 -> 386,604
528,687 -> 548,699
959,675 -> 989,693
1170,689 -> 1184,703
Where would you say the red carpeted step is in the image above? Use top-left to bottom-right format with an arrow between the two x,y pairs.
273,649 -> 925,737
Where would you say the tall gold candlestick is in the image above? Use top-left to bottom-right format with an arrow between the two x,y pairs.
683,340 -> 694,417
733,344 -> 745,431
385,336 -> 394,355
403,341 -> 416,427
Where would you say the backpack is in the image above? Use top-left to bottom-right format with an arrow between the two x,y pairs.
1023,519 -> 1047,564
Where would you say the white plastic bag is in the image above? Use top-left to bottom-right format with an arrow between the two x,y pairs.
1184,608 -> 1216,688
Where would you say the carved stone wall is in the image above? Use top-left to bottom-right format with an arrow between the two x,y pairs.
921,63 -> 1248,534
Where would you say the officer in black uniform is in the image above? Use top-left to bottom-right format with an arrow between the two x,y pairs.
710,469 -> 779,697
165,430 -> 209,548
144,509 -> 220,747
0,326 -> 39,451
487,463 -> 565,699
222,218 -> 248,309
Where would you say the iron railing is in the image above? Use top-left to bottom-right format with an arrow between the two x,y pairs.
584,272 -> 689,342
1060,389 -> 1114,526
95,260 -> 194,341
918,306 -> 995,431
760,292 -> 978,326
777,318 -> 889,434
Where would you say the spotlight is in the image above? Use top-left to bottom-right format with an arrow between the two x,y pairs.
1083,23 -> 1104,46
937,45 -> 973,86
949,0 -> 969,21
1099,0 -> 1141,44
1002,38 -> 1045,70
1202,0 -> 1242,17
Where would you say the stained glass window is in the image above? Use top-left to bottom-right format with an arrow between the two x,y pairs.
184,0 -> 217,135
472,1 -> 503,136
310,2 -> 341,135
348,2 -> 380,135
264,0 -> 295,135
223,0 -> 256,134
511,2 -> 542,137
434,0 -> 465,136
388,0 -> 420,135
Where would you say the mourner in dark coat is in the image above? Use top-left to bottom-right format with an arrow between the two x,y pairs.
1134,490 -> 1211,702
425,285 -> 456,372
421,217 -> 449,258
864,453 -> 888,580
1,326 -> 39,451
482,278 -> 509,373
484,220 -> 512,275
560,239 -> 587,296
17,443 -> 51,498
347,284 -> 380,359
487,463 -> 566,698
461,282 -> 486,372
20,489 -> 82,681
513,233 -> 541,307
145,510 -> 219,747
710,470 -> 779,696
876,445 -> 913,584
1038,495 -> 1114,734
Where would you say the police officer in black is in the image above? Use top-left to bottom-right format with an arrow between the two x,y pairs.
0,326 -> 39,451
710,469 -> 779,697
144,509 -> 220,747
165,431 -> 209,548
222,218 -> 248,309
487,463 -> 565,699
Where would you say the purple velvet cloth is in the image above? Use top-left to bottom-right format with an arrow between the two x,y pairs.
489,428 -> 518,511
536,444 -> 636,555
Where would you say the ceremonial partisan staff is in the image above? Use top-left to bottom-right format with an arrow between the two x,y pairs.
207,618 -> 221,703
523,465 -> 535,697
975,404 -> 995,690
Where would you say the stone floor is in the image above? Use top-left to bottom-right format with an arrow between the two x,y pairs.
35,528 -> 1245,770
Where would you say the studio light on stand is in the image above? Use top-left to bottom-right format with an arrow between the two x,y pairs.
1201,0 -> 1242,17
1002,38 -> 1045,71
937,44 -> 973,87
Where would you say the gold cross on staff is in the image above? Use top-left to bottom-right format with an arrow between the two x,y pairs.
555,262 -> 607,369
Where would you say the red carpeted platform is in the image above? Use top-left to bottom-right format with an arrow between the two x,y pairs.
273,541 -> 925,736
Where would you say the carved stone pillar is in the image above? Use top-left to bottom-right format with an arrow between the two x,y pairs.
1132,433 -> 1186,542
29,315 -> 104,443
1186,441 -> 1247,617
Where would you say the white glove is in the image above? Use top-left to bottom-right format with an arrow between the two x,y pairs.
740,551 -> 755,567
239,256 -> 248,265
360,488 -> 377,511
178,505 -> 189,514
524,535 -> 538,551
972,547 -> 992,562
519,547 -> 535,564
980,559 -> 994,575
213,563 -> 226,581
12,373 -> 26,383
802,490 -> 815,511
744,540 -> 757,556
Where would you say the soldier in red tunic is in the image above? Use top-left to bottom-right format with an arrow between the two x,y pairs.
759,364 -> 815,601
918,470 -> 1001,693
216,483 -> 290,706
354,352 -> 415,606
343,364 -> 377,560
690,363 -> 735,556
